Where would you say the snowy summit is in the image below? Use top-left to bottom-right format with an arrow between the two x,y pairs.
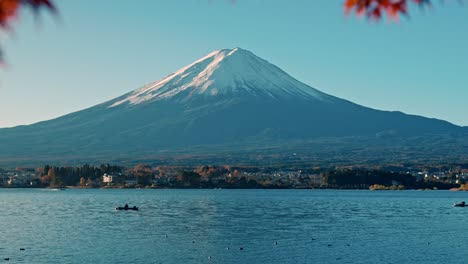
110,48 -> 331,107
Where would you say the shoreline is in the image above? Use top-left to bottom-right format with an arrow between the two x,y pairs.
0,186 -> 464,191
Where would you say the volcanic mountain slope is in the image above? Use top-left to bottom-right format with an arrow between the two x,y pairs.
0,48 -> 466,165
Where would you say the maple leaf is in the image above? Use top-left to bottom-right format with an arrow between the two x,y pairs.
344,0 -> 431,21
0,0 -> 56,64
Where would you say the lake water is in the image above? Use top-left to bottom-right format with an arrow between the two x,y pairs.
0,189 -> 467,263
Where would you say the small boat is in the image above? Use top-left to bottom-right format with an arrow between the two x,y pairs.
48,188 -> 66,191
115,206 -> 138,211
453,201 -> 466,207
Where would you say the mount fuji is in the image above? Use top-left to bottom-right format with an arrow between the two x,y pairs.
0,48 -> 466,166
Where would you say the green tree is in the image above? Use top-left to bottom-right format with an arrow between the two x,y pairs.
176,171 -> 201,187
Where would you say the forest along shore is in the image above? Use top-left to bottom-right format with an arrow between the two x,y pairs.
1,163 -> 467,190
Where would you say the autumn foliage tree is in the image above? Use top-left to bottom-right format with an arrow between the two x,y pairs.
0,0 -> 55,28
132,164 -> 154,186
0,0 -> 56,62
79,176 -> 86,187
0,1 -> 456,65
344,0 -> 431,20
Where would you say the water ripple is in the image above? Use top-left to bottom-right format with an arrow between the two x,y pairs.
0,189 -> 468,263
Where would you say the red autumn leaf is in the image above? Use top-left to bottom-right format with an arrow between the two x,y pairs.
0,0 -> 20,29
0,0 -> 55,29
344,0 -> 430,20
370,7 -> 382,20
0,0 -> 56,63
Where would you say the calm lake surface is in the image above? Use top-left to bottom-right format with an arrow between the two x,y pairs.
1,189 -> 468,264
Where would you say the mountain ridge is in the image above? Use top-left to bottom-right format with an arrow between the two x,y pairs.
0,47 -> 467,166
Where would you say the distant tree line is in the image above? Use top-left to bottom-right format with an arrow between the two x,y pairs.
323,169 -> 416,188
1,163 -> 464,190
322,169 -> 458,189
40,164 -> 123,187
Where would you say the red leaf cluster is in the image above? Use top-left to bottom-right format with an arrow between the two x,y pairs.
344,0 -> 430,20
0,0 -> 55,64
0,0 -> 55,29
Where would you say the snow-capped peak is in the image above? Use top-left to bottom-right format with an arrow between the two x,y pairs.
109,48 -> 329,107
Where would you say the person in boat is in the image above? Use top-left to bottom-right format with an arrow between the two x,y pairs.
124,204 -> 129,209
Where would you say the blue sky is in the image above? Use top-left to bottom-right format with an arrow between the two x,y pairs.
0,0 -> 467,128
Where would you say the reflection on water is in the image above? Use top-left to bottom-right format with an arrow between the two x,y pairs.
0,189 -> 467,263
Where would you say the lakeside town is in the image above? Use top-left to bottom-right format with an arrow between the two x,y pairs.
1,163 -> 468,190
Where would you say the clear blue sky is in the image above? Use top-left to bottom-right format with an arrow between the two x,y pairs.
0,0 -> 467,128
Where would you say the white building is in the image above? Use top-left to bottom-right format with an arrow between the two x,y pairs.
102,174 -> 114,184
